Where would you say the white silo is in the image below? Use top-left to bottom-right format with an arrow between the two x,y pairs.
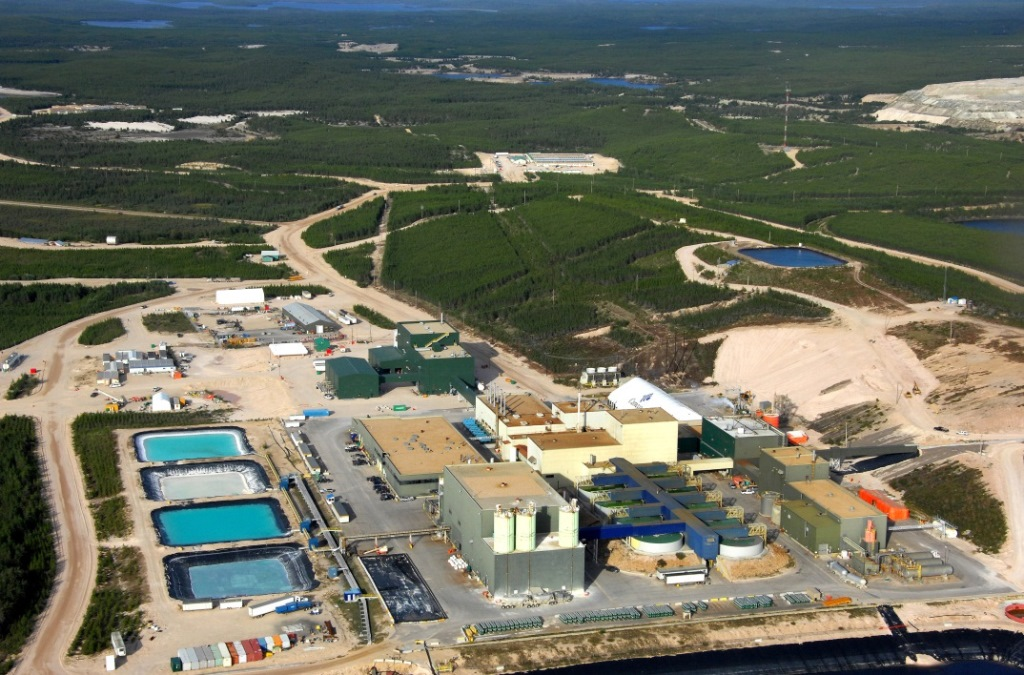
515,503 -> 537,552
558,499 -> 580,548
493,505 -> 516,554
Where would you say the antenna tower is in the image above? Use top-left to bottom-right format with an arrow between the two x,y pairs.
783,84 -> 791,150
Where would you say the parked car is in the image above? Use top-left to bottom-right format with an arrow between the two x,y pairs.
934,426 -> 950,432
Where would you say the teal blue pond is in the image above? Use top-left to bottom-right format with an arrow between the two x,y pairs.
152,499 -> 288,546
164,545 -> 315,600
961,219 -> 1024,235
135,427 -> 251,462
740,247 -> 846,268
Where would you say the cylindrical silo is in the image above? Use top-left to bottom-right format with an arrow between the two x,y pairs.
558,501 -> 579,548
771,501 -> 782,525
515,504 -> 536,552
493,506 -> 515,554
760,492 -> 780,518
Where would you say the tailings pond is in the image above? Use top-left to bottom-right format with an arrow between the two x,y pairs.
164,544 -> 315,600
740,246 -> 846,268
141,460 -> 270,501
152,498 -> 289,546
135,427 -> 252,462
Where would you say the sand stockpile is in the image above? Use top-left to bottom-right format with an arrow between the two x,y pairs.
874,76 -> 1024,130
713,324 -> 937,421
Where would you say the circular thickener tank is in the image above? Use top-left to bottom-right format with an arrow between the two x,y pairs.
719,536 -> 765,559
629,533 -> 683,555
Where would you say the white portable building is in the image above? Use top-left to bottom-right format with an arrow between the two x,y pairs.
269,342 -> 308,357
215,288 -> 265,306
607,377 -> 702,425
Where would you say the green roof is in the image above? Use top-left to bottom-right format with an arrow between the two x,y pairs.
326,356 -> 377,378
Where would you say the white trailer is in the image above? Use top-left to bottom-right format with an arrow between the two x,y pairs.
111,631 -> 126,657
181,599 -> 214,611
248,595 -> 298,618
219,598 -> 244,610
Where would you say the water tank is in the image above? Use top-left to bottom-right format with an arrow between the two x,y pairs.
558,503 -> 579,548
515,505 -> 536,552
771,502 -> 782,525
493,508 -> 515,554
760,492 -> 780,518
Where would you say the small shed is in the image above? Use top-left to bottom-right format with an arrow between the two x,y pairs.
325,357 -> 379,399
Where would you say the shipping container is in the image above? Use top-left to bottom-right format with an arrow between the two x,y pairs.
284,421 -> 302,428
288,414 -> 306,421
170,656 -> 183,672
218,642 -> 231,666
275,600 -> 314,614
302,408 -> 331,418
226,641 -> 238,665
248,639 -> 264,661
257,637 -> 268,652
280,633 -> 291,649
234,640 -> 247,664
105,654 -> 117,671
185,647 -> 198,670
218,598 -> 244,610
273,634 -> 283,649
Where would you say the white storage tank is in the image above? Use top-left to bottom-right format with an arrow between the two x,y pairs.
493,507 -> 516,554
719,536 -> 765,559
629,533 -> 683,555
558,500 -> 579,548
515,504 -> 537,552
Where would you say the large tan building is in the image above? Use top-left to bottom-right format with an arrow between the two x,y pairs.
475,393 -> 679,487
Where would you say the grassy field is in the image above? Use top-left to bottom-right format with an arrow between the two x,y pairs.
78,318 -> 127,345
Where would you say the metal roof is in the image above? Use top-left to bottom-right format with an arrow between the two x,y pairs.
608,377 -> 701,424
283,302 -> 337,328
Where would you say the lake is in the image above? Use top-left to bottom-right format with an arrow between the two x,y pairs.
82,20 -> 172,28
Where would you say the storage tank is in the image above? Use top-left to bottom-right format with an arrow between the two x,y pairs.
761,413 -> 780,428
629,533 -> 683,555
493,506 -> 516,554
719,536 -> 765,559
760,492 -> 780,518
558,500 -> 580,548
771,501 -> 782,525
515,503 -> 537,552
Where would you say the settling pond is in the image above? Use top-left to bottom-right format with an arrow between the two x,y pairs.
739,246 -> 846,268
164,544 -> 315,600
135,427 -> 253,463
152,498 -> 289,546
141,460 -> 270,501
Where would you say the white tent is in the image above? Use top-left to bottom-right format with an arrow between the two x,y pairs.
607,377 -> 702,424
215,288 -> 265,305
151,391 -> 175,412
269,342 -> 308,357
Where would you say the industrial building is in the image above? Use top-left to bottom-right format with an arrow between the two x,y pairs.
779,480 -> 888,554
151,391 -> 179,412
353,417 -> 485,498
282,303 -> 340,334
440,462 -> 585,596
325,357 -> 379,399
699,416 -> 786,461
525,152 -> 593,165
369,320 -> 475,397
473,392 -> 678,488
748,446 -> 831,495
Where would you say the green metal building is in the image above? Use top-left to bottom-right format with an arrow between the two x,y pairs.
700,416 -> 786,462
780,479 -> 888,554
750,446 -> 831,495
441,463 -> 586,597
369,320 -> 475,398
325,357 -> 379,399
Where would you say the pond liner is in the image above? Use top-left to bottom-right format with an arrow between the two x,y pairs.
133,425 -> 254,462
140,459 -> 270,500
163,544 -> 314,601
151,497 -> 289,546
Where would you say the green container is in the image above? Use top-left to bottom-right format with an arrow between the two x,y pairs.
170,656 -> 183,672
393,404 -> 409,411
